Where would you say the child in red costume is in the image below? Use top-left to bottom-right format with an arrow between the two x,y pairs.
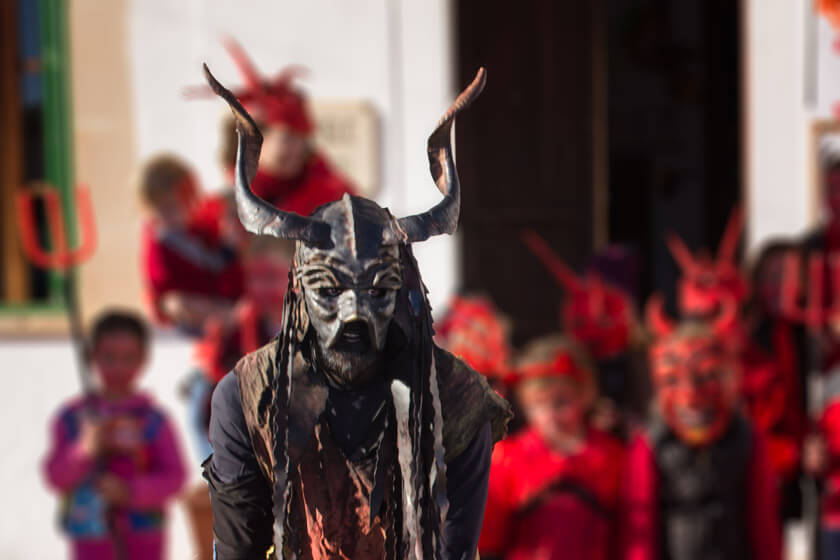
200,38 -> 354,217
43,310 -> 187,560
622,297 -> 781,560
522,230 -> 646,437
479,335 -> 625,560
138,154 -> 243,332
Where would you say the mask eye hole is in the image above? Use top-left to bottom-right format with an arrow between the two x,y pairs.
318,287 -> 343,298
367,288 -> 387,298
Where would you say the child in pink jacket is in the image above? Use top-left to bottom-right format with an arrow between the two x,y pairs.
44,310 -> 187,559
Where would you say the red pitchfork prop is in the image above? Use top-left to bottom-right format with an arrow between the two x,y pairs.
17,185 -> 98,393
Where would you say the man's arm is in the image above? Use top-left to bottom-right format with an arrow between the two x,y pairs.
205,372 -> 274,560
444,422 -> 493,560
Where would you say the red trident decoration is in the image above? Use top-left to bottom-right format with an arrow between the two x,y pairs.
17,185 -> 98,392
780,250 -> 840,331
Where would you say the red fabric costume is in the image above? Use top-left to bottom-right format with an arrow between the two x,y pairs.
818,399 -> 840,528
622,297 -> 782,560
189,38 -> 354,217
194,301 -> 278,384
140,217 -> 243,324
740,322 -> 804,485
250,154 -> 353,218
481,427 -> 624,560
479,342 -> 623,560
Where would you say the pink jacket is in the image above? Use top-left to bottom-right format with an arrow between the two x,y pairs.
44,393 -> 186,559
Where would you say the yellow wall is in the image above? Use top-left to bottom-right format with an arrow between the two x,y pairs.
70,0 -> 144,321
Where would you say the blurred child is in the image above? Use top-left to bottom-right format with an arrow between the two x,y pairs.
523,231 -> 646,438
43,310 -> 186,560
138,154 -> 243,332
214,38 -> 354,216
479,335 -> 625,560
182,237 -> 293,560
623,298 -> 781,560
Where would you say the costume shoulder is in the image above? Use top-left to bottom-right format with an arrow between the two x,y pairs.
435,345 -> 513,462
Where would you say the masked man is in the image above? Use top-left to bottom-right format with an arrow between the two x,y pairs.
200,64 -> 511,560
622,297 -> 781,560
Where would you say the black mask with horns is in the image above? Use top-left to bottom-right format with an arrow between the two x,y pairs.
203,64 -> 486,558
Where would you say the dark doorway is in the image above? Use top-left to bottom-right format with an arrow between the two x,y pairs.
606,0 -> 741,309
454,0 -> 741,342
454,1 -> 606,344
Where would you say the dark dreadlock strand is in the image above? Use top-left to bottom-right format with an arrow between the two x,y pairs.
269,271 -> 299,556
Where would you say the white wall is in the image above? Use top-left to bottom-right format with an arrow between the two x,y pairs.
744,0 -> 840,252
128,0 -> 457,312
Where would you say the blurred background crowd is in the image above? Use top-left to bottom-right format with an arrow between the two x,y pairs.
4,0 -> 840,559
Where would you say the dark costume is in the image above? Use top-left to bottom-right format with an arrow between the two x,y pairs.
622,298 -> 781,560
200,64 -> 510,559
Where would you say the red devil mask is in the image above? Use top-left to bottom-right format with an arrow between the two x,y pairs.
647,295 -> 740,446
668,207 -> 749,319
436,296 -> 511,381
522,230 -> 633,360
187,37 -> 313,133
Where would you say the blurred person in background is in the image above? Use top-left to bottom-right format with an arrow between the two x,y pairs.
478,335 -> 625,560
192,38 -> 355,216
622,297 -> 781,560
523,231 -> 646,439
43,310 -> 187,560
138,154 -> 243,333
742,240 -> 808,522
182,236 -> 293,560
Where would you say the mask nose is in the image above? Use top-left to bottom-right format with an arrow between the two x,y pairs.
337,289 -> 360,323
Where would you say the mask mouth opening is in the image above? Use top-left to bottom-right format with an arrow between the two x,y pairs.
334,320 -> 373,354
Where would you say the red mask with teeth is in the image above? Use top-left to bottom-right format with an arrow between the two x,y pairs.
523,231 -> 633,360
668,208 -> 749,320
647,295 -> 739,446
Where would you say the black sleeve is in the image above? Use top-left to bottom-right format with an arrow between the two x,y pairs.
204,372 -> 274,559
443,422 -> 493,560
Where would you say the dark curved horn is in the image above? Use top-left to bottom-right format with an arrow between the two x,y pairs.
397,67 -> 486,242
203,64 -> 332,247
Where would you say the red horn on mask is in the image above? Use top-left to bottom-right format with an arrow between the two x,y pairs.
221,35 -> 265,93
646,294 -> 675,338
666,234 -> 699,275
521,229 -> 583,293
717,206 -> 744,266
